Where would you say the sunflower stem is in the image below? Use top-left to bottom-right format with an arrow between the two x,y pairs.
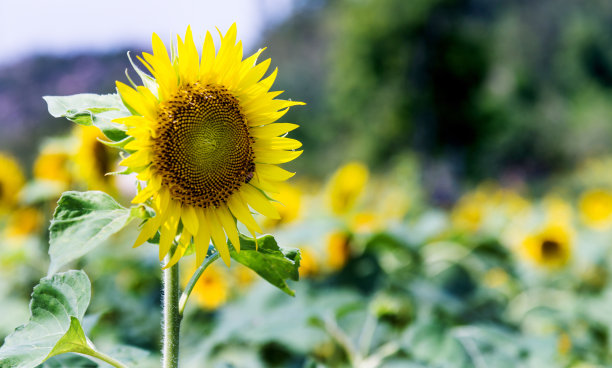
178,251 -> 220,316
162,254 -> 181,368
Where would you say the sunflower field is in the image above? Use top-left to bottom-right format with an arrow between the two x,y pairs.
2,0 -> 612,367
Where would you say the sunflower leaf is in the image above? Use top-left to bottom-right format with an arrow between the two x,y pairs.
229,235 -> 301,296
0,271 -> 100,368
48,191 -> 134,276
43,93 -> 130,142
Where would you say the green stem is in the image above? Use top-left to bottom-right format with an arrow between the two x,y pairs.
87,348 -> 129,368
178,251 -> 220,316
162,254 -> 181,368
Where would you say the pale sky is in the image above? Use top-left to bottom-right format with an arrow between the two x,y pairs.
0,0 -> 295,66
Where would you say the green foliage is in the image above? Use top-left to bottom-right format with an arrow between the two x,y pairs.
48,191 -> 135,275
43,94 -> 129,142
0,271 -> 95,368
230,235 -> 301,296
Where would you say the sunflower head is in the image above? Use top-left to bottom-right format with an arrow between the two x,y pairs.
327,161 -> 369,215
0,153 -> 25,213
521,224 -> 572,269
579,188 -> 612,230
73,125 -> 117,192
115,25 -> 304,267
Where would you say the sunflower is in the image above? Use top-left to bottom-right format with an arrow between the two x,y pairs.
73,125 -> 117,192
115,25 -> 304,267
521,224 -> 572,269
0,153 -> 25,213
578,188 -> 612,230
327,161 -> 369,215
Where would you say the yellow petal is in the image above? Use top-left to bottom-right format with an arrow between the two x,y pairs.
238,58 -> 271,91
206,208 -> 231,266
158,201 -> 180,261
240,185 -> 280,219
194,210 -> 211,266
254,137 -> 302,151
116,82 -> 156,119
256,163 -> 295,181
200,31 -> 216,80
254,150 -> 302,164
181,205 -> 199,235
216,205 -> 241,252
120,150 -> 151,168
164,228 -> 192,269
227,193 -> 263,234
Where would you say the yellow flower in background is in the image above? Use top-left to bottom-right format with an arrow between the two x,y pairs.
451,190 -> 487,232
326,231 -> 351,271
0,153 -> 25,213
299,247 -> 319,278
350,211 -> 380,234
579,188 -> 612,230
327,161 -> 369,215
33,146 -> 72,188
233,264 -> 256,289
263,182 -> 302,229
5,207 -> 42,237
521,224 -> 572,269
183,262 -> 229,310
73,125 -> 117,192
116,25 -> 304,267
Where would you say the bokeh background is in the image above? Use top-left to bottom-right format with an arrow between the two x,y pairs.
3,0 -> 612,367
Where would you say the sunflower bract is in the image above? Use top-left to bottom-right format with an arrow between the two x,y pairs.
115,24 -> 304,267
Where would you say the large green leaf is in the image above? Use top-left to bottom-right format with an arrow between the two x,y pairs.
230,235 -> 301,296
48,191 -> 134,275
0,271 -> 95,368
43,93 -> 130,142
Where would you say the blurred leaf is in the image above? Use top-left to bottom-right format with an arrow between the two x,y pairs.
41,354 -> 97,368
43,93 -> 129,142
0,271 -> 95,368
48,191 -> 134,275
229,235 -> 300,296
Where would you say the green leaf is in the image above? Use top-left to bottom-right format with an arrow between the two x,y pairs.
230,235 -> 301,296
0,271 -> 95,368
43,94 -> 130,142
48,191 -> 134,275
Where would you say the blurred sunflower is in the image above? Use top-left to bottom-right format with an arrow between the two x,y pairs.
0,153 -> 25,213
73,125 -> 117,192
116,25 -> 304,267
578,188 -> 612,230
326,231 -> 351,271
33,145 -> 72,189
262,182 -> 302,229
521,224 -> 572,269
5,207 -> 42,238
327,161 -> 369,215
298,247 -> 319,278
182,262 -> 229,310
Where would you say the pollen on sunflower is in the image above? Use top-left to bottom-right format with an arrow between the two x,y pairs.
114,24 -> 304,267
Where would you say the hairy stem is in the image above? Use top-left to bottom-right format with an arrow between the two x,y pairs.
162,255 -> 181,368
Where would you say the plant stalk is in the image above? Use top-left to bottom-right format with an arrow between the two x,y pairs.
162,254 -> 181,368
178,251 -> 220,316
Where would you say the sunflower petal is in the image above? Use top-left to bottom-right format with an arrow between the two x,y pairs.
216,205 -> 241,253
194,210 -> 211,266
240,185 -> 280,219
206,208 -> 231,266
227,193 -> 263,234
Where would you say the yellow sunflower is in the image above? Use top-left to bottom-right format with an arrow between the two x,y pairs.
327,161 -> 369,215
521,224 -> 572,269
115,25 -> 304,267
73,125 -> 117,192
0,153 -> 25,213
579,188 -> 612,230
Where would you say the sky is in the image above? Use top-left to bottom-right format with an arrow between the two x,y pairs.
0,0 -> 295,66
